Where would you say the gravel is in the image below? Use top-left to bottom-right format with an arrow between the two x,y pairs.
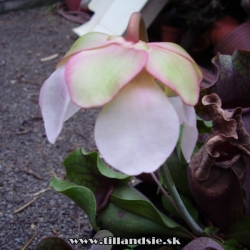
0,6 -> 97,249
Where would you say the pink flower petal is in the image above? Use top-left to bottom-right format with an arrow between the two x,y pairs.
39,65 -> 80,143
168,97 -> 185,124
149,42 -> 195,63
94,72 -> 179,175
59,32 -> 110,64
146,45 -> 202,106
65,44 -> 148,108
169,97 -> 198,162
181,104 -> 198,162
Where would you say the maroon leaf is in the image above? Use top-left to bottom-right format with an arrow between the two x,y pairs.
196,49 -> 250,120
211,49 -> 250,108
189,94 -> 250,230
243,156 -> 250,216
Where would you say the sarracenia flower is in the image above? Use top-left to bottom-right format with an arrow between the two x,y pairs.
39,13 -> 202,175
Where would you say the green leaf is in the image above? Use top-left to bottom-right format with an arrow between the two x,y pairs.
204,226 -> 220,237
223,239 -> 248,250
196,115 -> 212,134
106,186 -> 193,239
127,245 -> 138,248
161,193 -> 199,223
165,151 -> 192,197
63,148 -> 130,191
196,115 -> 211,123
96,156 -> 129,180
99,202 -> 184,238
50,148 -> 132,232
63,148 -> 130,211
224,217 -> 250,247
35,237 -> 74,250
50,177 -> 99,231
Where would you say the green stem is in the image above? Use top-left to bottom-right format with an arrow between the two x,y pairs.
160,163 -> 204,236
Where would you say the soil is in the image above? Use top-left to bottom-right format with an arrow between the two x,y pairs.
0,6 -> 97,250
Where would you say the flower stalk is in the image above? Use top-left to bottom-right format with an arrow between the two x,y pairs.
160,163 -> 204,236
151,172 -> 179,212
